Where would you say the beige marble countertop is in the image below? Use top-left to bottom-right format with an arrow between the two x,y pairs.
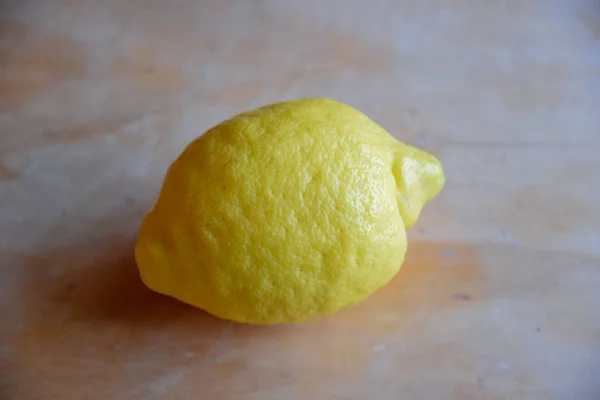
1,1 -> 600,399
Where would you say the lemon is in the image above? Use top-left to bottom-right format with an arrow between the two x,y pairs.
135,98 -> 444,324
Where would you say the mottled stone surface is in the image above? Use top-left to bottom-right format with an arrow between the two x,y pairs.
1,1 -> 599,399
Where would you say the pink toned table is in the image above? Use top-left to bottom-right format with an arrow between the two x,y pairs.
2,1 -> 599,399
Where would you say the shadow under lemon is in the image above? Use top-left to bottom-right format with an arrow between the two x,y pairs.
9,238 -> 485,397
29,239 -> 485,334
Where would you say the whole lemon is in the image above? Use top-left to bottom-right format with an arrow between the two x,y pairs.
135,98 -> 444,324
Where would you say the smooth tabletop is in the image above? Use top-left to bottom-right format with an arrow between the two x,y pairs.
1,1 -> 600,399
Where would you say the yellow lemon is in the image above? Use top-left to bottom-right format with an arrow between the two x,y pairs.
135,98 -> 444,324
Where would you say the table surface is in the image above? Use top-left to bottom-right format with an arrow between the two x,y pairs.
2,1 -> 600,399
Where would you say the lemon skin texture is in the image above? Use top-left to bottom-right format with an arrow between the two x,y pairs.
135,98 -> 445,324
